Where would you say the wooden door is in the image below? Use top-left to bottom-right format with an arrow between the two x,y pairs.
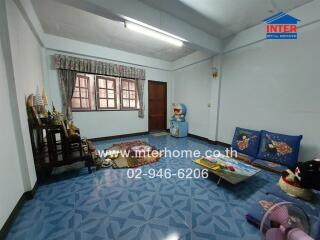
148,81 -> 167,132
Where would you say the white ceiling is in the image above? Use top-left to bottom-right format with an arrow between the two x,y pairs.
140,0 -> 314,38
32,0 -> 314,61
32,0 -> 195,61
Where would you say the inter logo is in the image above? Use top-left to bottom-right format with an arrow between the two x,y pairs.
263,12 -> 300,40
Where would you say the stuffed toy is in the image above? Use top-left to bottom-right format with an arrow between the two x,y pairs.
170,103 -> 188,137
278,159 -> 320,201
171,103 -> 186,122
279,169 -> 313,201
297,159 -> 320,191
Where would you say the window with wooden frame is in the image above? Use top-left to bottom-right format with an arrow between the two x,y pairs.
121,78 -> 138,109
96,76 -> 118,109
71,73 -> 140,111
71,74 -> 91,110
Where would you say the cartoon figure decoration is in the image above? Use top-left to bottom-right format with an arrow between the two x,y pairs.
265,134 -> 292,156
237,133 -> 256,151
170,103 -> 188,138
171,103 -> 186,122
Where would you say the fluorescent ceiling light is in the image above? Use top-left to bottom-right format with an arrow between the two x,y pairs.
125,21 -> 184,47
124,17 -> 186,41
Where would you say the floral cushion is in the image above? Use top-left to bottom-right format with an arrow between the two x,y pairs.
266,185 -> 320,238
246,191 -> 320,235
266,185 -> 320,217
245,194 -> 283,227
257,130 -> 302,169
252,159 -> 287,173
226,150 -> 255,163
231,127 -> 261,157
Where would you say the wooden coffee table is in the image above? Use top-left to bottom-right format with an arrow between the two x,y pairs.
193,155 -> 261,184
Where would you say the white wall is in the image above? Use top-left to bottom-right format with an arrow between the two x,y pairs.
218,21 -> 320,160
172,53 -> 221,141
173,58 -> 213,138
6,0 -> 46,188
0,31 -> 25,231
46,50 -> 173,139
0,0 -> 34,229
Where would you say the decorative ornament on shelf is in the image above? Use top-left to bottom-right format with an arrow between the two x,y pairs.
68,121 -> 79,136
212,66 -> 218,79
26,94 -> 34,108
51,102 -> 64,125
52,102 -> 56,112
47,110 -> 53,124
42,87 -> 48,108
34,86 -> 45,115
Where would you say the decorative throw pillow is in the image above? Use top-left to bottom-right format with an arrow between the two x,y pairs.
257,130 -> 302,168
231,127 -> 261,157
246,194 -> 284,228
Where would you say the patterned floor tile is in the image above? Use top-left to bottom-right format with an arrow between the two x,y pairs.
6,134 -> 280,240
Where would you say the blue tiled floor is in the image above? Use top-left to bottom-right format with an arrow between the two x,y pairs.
7,134 -> 280,240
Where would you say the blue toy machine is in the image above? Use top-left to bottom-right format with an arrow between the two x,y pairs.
170,103 -> 188,137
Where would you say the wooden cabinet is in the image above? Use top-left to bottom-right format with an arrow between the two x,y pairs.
28,115 -> 93,180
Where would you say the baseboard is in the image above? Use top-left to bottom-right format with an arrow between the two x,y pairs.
25,181 -> 38,200
89,131 -> 149,142
187,133 -> 231,148
187,133 -> 208,142
215,141 -> 231,148
0,194 -> 26,240
88,131 -> 231,148
0,181 -> 38,239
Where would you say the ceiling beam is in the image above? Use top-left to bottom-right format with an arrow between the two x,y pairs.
54,0 -> 222,54
15,0 -> 221,68
14,0 -> 46,46
44,34 -> 173,70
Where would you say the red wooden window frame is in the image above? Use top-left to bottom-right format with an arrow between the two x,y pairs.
71,75 -> 91,110
96,76 -> 117,109
121,78 -> 138,109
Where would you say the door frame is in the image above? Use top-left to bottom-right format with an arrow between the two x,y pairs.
148,80 -> 167,132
